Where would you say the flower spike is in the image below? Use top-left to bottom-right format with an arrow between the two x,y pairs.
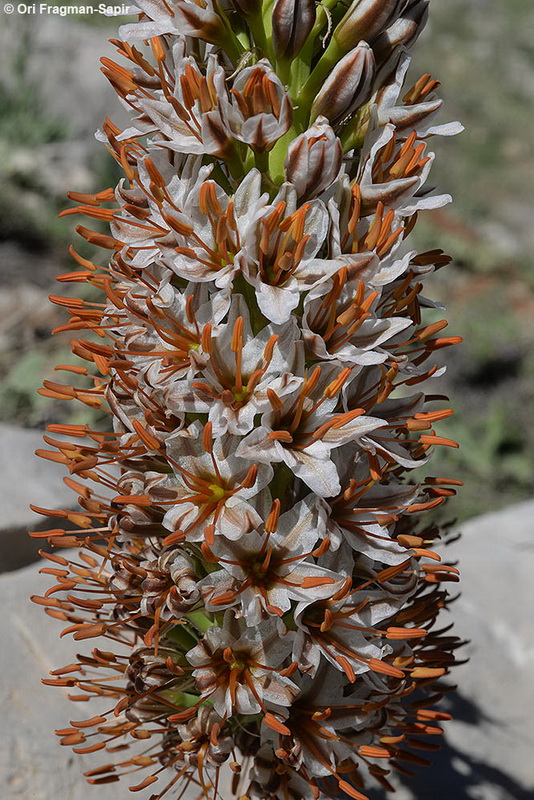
34,2 -> 463,799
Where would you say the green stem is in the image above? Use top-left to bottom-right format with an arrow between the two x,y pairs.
289,49 -> 312,99
261,0 -> 275,38
254,149 -> 270,175
225,144 -> 247,183
340,103 -> 372,153
208,160 -> 234,195
244,148 -> 256,174
247,11 -> 270,58
213,0 -> 246,65
167,624 -> 198,651
186,611 -> 214,634
296,36 -> 345,110
236,30 -> 252,51
276,56 -> 292,87
268,123 -> 302,186
160,690 -> 201,708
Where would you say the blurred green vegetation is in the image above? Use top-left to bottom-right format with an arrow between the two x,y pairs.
407,0 -> 534,519
412,0 -> 534,281
0,0 -> 532,521
0,87 -> 67,147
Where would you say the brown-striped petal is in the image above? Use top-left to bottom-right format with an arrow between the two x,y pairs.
333,0 -> 406,52
272,0 -> 316,59
373,0 -> 429,65
285,117 -> 343,200
311,42 -> 375,128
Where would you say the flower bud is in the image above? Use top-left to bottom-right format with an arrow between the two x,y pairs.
311,42 -> 375,128
220,59 -> 293,152
272,0 -> 316,59
372,0 -> 429,65
173,1 -> 226,44
119,0 -> 226,45
285,117 -> 343,200
333,0 -> 405,52
177,708 -> 233,768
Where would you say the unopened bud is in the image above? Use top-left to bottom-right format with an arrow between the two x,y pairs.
220,59 -> 293,152
174,2 -> 226,44
372,0 -> 429,65
272,0 -> 316,59
120,0 -> 226,45
285,117 -> 343,200
334,0 -> 405,52
311,42 -> 375,128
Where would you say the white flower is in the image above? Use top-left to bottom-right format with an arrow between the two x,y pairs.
284,116 -> 344,201
302,257 -> 412,365
376,50 -> 464,139
345,373 -> 430,469
247,744 -> 312,800
261,667 -> 383,778
285,534 -> 419,681
119,0 -> 226,44
242,183 -> 336,324
326,449 -> 419,563
167,169 -> 269,288
219,59 -> 293,152
358,123 -> 452,215
165,294 -> 303,435
110,151 -> 209,270
147,421 -> 272,542
310,42 -> 375,128
140,548 -> 201,618
236,363 -> 387,497
186,612 -> 297,716
119,280 -> 228,389
133,44 -> 232,156
199,495 -> 344,624
176,707 -> 234,769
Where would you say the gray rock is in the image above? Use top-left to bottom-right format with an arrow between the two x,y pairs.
7,140 -> 96,198
387,500 -> 534,800
0,561 -> 230,799
0,425 -> 74,523
439,500 -> 534,796
2,502 -> 534,799
0,285 -> 59,351
0,561 -> 121,799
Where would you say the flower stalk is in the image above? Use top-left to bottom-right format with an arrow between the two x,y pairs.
32,1 -> 464,799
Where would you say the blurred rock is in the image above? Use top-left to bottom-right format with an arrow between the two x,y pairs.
0,284 -> 60,348
0,561 -> 120,800
386,500 -> 534,800
0,423 -> 74,528
7,140 -> 95,197
0,561 -> 229,799
440,500 -> 534,796
0,424 -> 75,571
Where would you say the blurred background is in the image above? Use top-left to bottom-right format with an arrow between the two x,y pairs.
0,2 -> 533,799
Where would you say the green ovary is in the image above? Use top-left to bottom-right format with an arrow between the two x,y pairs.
232,386 -> 249,403
208,484 -> 227,502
